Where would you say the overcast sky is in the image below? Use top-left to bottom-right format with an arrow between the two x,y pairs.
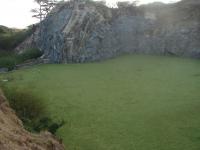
0,0 -> 180,29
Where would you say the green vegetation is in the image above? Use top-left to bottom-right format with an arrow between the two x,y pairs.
0,25 -> 42,70
0,53 -> 18,70
1,86 -> 64,134
0,48 -> 42,70
0,25 -> 35,50
17,48 -> 43,62
0,55 -> 200,150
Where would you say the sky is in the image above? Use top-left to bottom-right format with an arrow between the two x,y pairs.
0,0 -> 180,29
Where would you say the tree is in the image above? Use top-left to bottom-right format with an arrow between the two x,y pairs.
32,0 -> 57,22
117,0 -> 139,8
31,0 -> 58,38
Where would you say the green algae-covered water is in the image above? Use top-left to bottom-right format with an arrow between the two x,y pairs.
1,55 -> 200,150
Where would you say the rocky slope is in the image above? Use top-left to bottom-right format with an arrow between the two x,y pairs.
18,0 -> 200,63
0,90 -> 65,150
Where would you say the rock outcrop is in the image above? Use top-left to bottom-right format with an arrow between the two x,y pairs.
0,90 -> 65,150
17,0 -> 200,63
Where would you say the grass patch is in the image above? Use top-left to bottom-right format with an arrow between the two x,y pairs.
0,55 -> 200,150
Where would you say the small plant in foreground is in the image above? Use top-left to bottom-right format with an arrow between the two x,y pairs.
33,117 -> 65,134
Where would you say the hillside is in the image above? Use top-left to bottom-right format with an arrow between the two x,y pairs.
0,89 -> 65,150
0,25 -> 35,51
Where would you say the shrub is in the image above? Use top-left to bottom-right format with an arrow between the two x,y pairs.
0,55 -> 18,70
0,26 -> 6,34
32,117 -> 65,134
2,87 -> 64,134
0,35 -> 14,50
0,48 -> 43,71
17,48 -> 43,62
3,87 -> 46,121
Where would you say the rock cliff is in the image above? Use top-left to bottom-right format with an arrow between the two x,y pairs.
18,0 -> 200,63
0,90 -> 65,150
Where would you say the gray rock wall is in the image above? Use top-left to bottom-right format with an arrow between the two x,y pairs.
28,0 -> 200,63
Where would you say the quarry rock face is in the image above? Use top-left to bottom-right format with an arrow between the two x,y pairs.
0,90 -> 65,150
19,0 -> 200,63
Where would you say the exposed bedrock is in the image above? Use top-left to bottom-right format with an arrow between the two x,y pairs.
19,0 -> 200,63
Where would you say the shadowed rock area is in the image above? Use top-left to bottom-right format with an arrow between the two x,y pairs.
17,0 -> 200,63
0,90 -> 65,150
